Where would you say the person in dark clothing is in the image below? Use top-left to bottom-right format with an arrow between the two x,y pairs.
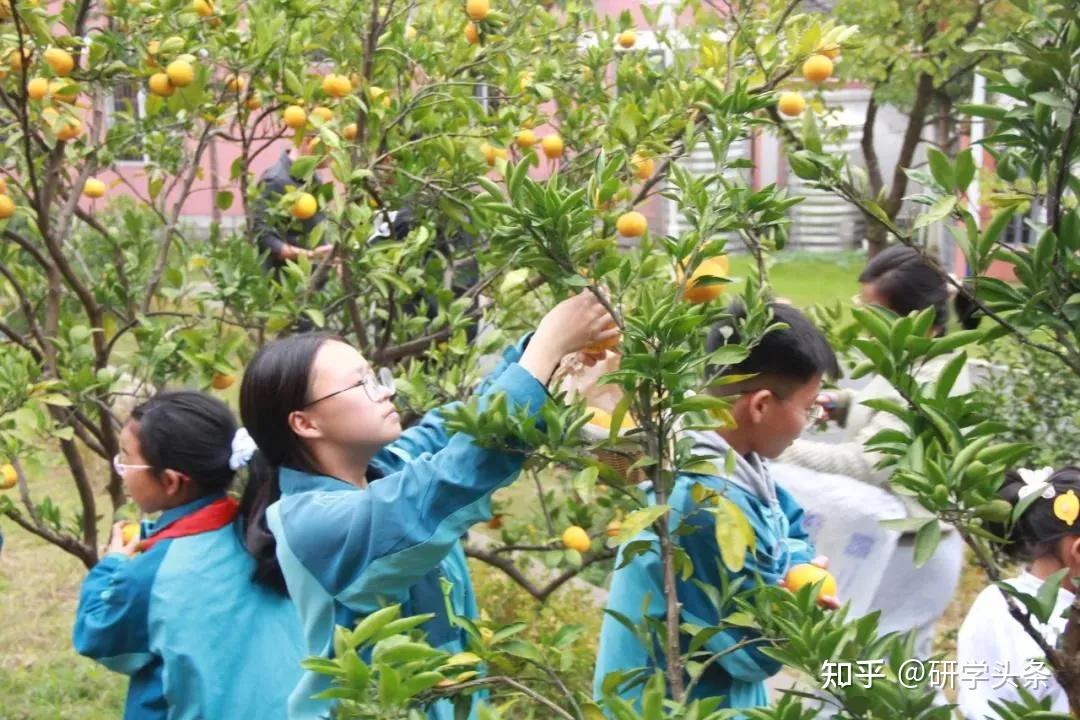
371,203 -> 481,341
250,147 -> 334,270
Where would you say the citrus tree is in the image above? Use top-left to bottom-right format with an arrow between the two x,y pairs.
2,0 -> 1077,717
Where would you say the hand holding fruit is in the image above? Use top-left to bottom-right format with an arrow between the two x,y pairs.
107,521 -> 141,557
782,556 -> 839,609
520,291 -> 619,384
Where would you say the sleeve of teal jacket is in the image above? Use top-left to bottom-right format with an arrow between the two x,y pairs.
280,362 -> 548,610
778,482 -> 815,566
72,552 -> 159,675
369,334 -> 533,476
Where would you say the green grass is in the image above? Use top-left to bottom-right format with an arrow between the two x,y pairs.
0,457 -> 127,718
728,250 -> 865,308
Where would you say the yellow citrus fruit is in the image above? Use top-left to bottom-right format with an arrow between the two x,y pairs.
0,463 -> 17,489
321,73 -> 351,98
211,373 -> 236,390
0,178 -> 6,193
225,74 -> 245,92
541,134 -> 564,159
561,525 -> 591,552
777,91 -> 806,117
464,21 -> 480,44
192,0 -> 213,16
44,47 -> 75,77
282,105 -> 307,129
121,522 -> 140,545
291,192 -> 317,220
55,116 -> 82,141
582,320 -> 620,354
616,210 -> 647,237
605,520 -> 621,538
679,255 -> 729,304
587,407 -> 635,432
0,194 -> 14,220
165,59 -> 194,87
802,54 -> 833,84
631,153 -> 655,181
83,177 -> 106,198
148,73 -> 173,96
6,48 -> 29,72
26,77 -> 48,100
342,123 -> 358,140
617,30 -> 636,48
311,105 -> 333,123
516,129 -> 537,149
784,563 -> 838,603
244,94 -> 262,110
819,43 -> 840,59
368,85 -> 391,108
465,0 -> 489,21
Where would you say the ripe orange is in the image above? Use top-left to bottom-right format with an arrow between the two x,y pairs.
561,526 -> 591,552
802,54 -> 833,84
616,210 -> 647,237
784,563 -> 838,604
680,255 -> 729,304
777,92 -> 806,117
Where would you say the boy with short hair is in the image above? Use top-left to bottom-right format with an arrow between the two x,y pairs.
594,302 -> 841,710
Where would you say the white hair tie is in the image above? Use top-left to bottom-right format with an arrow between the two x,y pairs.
1016,466 -> 1056,501
230,428 -> 258,471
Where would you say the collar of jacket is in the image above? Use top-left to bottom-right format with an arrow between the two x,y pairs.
150,490 -> 228,535
278,466 -> 358,496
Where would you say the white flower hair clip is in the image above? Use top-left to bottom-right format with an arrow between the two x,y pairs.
229,428 -> 258,471
1016,466 -> 1056,501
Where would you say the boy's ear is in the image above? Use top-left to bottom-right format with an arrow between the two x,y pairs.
745,388 -> 774,424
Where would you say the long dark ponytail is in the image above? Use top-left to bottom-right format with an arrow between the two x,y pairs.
238,332 -> 340,595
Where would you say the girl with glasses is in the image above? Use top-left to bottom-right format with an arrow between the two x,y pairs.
236,290 -> 618,720
73,391 -> 304,719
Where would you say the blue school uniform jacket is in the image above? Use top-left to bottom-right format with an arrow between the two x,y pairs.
73,492 -> 306,719
267,339 -> 549,719
594,431 -> 815,713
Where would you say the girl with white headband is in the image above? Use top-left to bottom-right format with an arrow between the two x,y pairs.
957,466 -> 1080,717
73,391 -> 303,719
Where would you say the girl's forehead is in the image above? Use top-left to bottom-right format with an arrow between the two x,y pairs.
313,341 -> 369,378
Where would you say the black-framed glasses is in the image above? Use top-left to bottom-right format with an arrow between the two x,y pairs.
302,367 -> 396,409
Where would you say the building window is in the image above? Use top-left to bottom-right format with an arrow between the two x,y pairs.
107,80 -> 147,163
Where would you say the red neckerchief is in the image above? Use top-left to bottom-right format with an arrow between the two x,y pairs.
139,497 -> 239,552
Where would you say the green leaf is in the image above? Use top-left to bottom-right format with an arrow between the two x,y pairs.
802,110 -> 822,155
913,519 -> 941,568
957,103 -> 1007,121
927,148 -> 955,192
614,505 -> 669,544
215,190 -> 234,211
954,149 -> 975,191
913,196 -> 956,230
